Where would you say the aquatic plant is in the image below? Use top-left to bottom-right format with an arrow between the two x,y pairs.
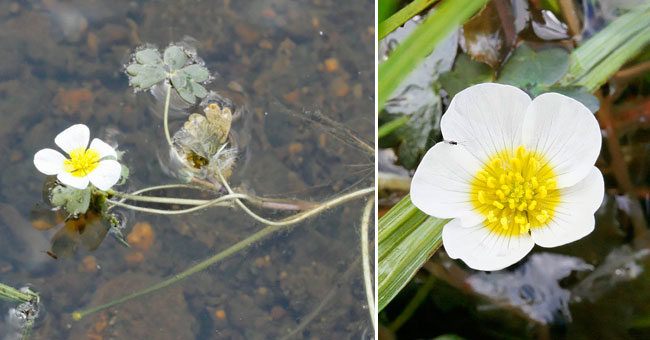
410,83 -> 604,271
33,124 -> 122,191
28,41 -> 374,334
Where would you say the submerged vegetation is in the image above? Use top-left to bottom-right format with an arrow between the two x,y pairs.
25,42 -> 376,335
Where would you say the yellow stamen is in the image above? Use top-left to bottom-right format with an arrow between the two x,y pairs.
63,147 -> 100,177
470,145 -> 559,236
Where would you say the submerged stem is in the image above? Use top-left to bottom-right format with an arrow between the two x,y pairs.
72,185 -> 373,320
360,197 -> 377,333
163,83 -> 173,149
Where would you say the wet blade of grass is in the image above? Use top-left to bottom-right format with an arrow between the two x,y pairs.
378,0 -> 487,112
378,115 -> 410,139
379,0 -> 441,40
560,3 -> 650,90
378,194 -> 449,311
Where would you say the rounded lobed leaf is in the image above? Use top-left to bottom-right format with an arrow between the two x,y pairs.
135,48 -> 162,65
164,46 -> 188,71
182,64 -> 210,82
176,85 -> 196,104
170,72 -> 188,90
191,82 -> 208,99
131,67 -> 166,89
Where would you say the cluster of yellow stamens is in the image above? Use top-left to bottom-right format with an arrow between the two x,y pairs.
471,145 -> 559,235
63,147 -> 100,177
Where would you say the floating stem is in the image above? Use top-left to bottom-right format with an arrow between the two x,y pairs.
72,186 -> 373,320
360,197 -> 377,333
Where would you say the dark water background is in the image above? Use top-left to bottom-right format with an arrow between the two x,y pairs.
0,0 -> 374,339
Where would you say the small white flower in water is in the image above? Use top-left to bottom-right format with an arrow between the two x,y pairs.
411,83 -> 605,271
34,124 -> 122,190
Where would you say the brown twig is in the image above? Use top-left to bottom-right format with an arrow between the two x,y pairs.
613,60 -> 650,81
596,91 -> 648,237
558,0 -> 581,38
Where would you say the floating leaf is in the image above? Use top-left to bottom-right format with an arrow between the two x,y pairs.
439,53 -> 494,98
50,185 -> 92,215
170,72 -> 188,90
135,49 -> 162,65
176,83 -> 196,104
182,64 -> 210,82
164,46 -> 188,71
130,66 -> 166,89
190,82 -> 208,99
497,44 -> 569,89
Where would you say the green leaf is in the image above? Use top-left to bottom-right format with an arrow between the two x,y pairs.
561,3 -> 650,86
379,0 -> 441,40
439,53 -> 494,98
379,0 -> 487,111
176,84 -> 196,104
378,194 -> 449,311
125,64 -> 145,76
130,66 -> 166,89
170,72 -> 188,90
191,82 -> 208,99
50,185 -> 92,215
380,91 -> 442,169
537,86 -> 600,113
182,64 -> 210,82
164,46 -> 188,70
135,48 -> 162,65
497,44 -> 569,89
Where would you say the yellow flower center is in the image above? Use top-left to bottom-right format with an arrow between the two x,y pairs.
63,147 -> 100,177
471,145 -> 560,236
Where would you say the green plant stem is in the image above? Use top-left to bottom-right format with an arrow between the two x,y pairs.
360,197 -> 377,334
163,83 -> 173,148
72,186 -> 373,320
106,195 -> 239,215
112,189 -> 316,212
112,191 -> 216,205
379,0 -> 440,40
378,0 -> 486,111
378,115 -> 409,139
216,170 -> 373,226
0,283 -> 37,304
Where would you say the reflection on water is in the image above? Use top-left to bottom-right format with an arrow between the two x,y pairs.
0,0 -> 374,339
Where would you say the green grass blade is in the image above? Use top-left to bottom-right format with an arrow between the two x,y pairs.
378,0 -> 487,112
379,0 -> 441,40
378,115 -> 410,139
378,194 -> 450,311
560,3 -> 650,89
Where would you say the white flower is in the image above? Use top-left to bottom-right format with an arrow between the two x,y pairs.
33,124 -> 122,191
411,83 -> 604,271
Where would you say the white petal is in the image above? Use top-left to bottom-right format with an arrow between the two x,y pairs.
411,142 -> 483,219
441,83 -> 531,163
459,210 -> 487,227
57,172 -> 90,189
55,124 -> 90,153
531,214 -> 594,248
89,138 -> 117,159
521,93 -> 601,188
443,219 -> 535,271
88,160 -> 122,191
34,148 -> 66,175
531,167 -> 603,247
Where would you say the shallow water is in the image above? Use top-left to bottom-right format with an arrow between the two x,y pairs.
0,1 -> 374,339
